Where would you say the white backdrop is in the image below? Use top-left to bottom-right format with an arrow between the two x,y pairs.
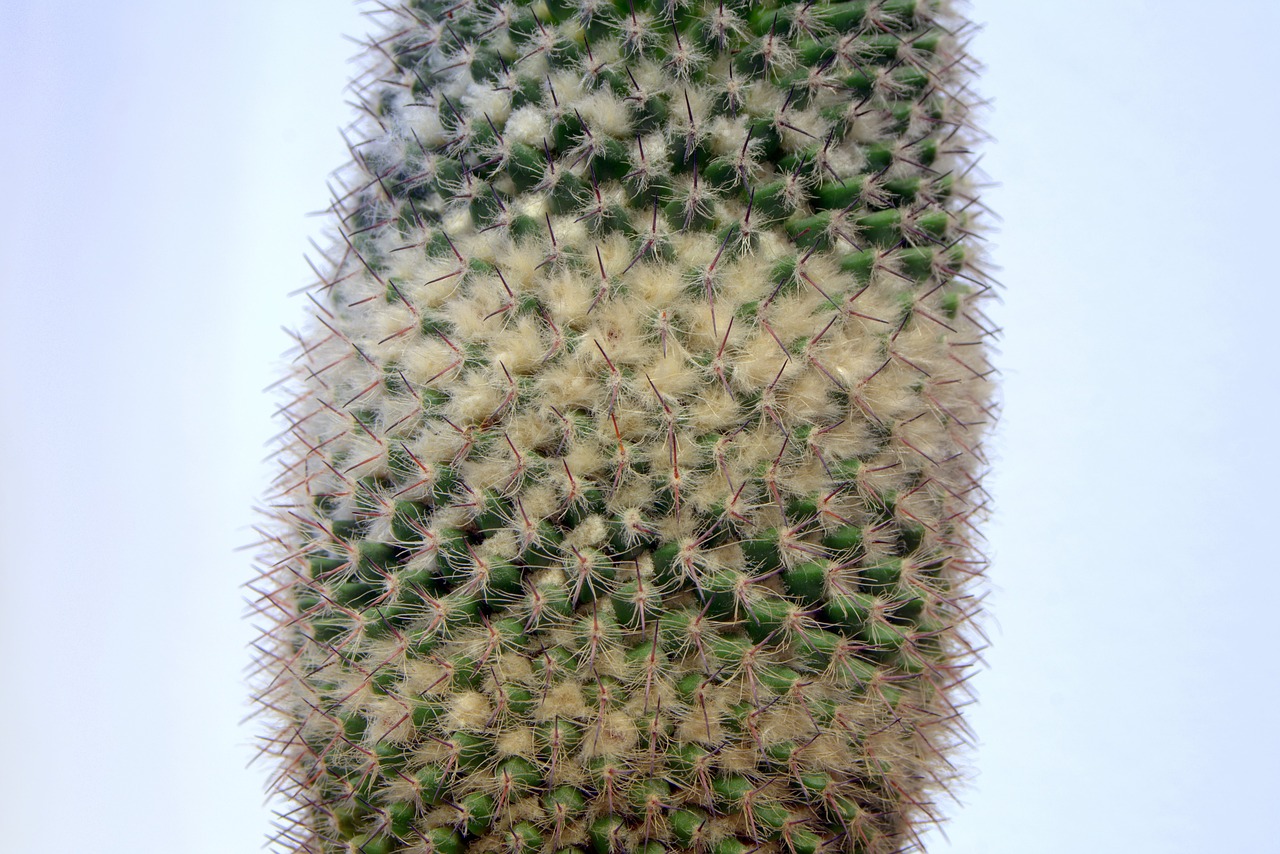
2,2 -> 1277,852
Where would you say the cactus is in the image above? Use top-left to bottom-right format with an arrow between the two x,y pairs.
253,1 -> 992,852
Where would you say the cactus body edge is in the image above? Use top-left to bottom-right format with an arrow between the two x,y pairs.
254,1 -> 993,852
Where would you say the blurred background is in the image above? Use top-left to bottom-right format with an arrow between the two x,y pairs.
2,2 -> 1277,851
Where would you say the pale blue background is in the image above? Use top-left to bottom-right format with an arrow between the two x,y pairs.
2,2 -> 1277,851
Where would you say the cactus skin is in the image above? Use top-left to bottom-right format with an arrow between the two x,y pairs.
253,1 -> 992,852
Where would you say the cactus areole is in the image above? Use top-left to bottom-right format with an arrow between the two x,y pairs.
254,0 -> 992,851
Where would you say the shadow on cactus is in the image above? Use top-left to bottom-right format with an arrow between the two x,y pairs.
251,0 -> 995,852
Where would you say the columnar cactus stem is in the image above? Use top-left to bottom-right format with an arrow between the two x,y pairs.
252,1 -> 993,852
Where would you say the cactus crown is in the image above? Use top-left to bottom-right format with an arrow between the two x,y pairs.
253,1 -> 993,852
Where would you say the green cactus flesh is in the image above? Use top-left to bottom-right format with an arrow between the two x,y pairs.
256,0 -> 992,852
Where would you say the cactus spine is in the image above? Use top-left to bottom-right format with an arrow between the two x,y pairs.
254,1 -> 992,852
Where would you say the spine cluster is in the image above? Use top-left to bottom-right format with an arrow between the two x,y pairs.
252,1 -> 993,852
